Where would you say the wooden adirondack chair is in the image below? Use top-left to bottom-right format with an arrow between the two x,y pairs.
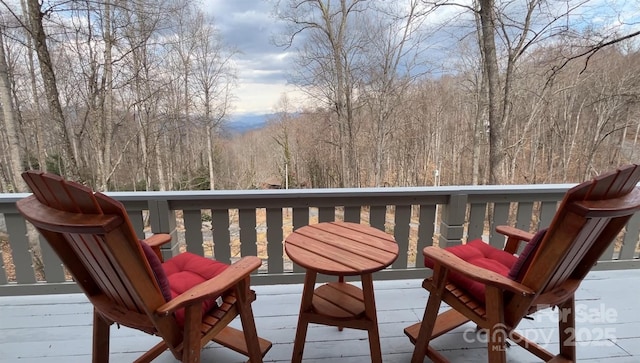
16,171 -> 272,363
405,164 -> 640,363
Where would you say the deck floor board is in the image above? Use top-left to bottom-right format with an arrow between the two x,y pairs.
1,269 -> 639,362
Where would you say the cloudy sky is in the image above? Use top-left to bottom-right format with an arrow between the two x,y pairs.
198,0 -> 640,119
200,0 -> 306,117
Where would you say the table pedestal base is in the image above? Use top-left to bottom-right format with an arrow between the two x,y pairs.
291,272 -> 383,363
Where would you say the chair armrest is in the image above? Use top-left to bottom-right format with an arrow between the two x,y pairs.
423,246 -> 534,296
156,256 -> 262,315
142,233 -> 172,247
495,225 -> 534,254
141,234 -> 172,262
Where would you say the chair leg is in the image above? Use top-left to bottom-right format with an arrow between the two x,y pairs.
182,304 -> 203,363
411,293 -> 443,362
411,269 -> 448,363
486,323 -> 507,363
92,309 -> 111,363
485,287 -> 507,363
558,296 -> 577,361
236,278 -> 264,363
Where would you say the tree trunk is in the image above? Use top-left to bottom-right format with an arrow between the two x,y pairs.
99,0 -> 114,190
155,139 -> 166,191
20,0 -> 46,171
25,0 -> 80,179
478,0 -> 504,185
0,31 -> 27,191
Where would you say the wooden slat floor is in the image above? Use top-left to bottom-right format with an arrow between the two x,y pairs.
2,269 -> 640,362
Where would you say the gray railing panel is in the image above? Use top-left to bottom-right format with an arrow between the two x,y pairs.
515,202 -> 534,232
212,209 -> 232,264
183,209 -> 205,256
417,204 -> 437,259
539,201 -> 557,229
0,265 -> 6,285
511,202 -> 535,253
393,205 -> 411,269
369,205 -> 386,230
602,209 -> 629,260
490,202 -> 510,248
619,213 -> 640,259
239,209 -> 258,259
39,234 -> 65,282
127,210 -> 146,239
292,207 -> 308,230
601,215 -> 640,262
344,206 -> 361,223
5,214 -> 35,284
266,208 -> 284,274
291,207 -> 307,273
318,206 -> 335,222
467,202 -> 486,242
601,233 -> 617,261
0,215 -> 7,284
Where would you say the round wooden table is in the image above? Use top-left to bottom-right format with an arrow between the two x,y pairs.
285,221 -> 399,363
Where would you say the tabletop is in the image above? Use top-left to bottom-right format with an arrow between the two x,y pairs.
284,221 -> 399,276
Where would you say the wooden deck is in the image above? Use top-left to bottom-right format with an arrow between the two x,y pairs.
2,269 -> 640,362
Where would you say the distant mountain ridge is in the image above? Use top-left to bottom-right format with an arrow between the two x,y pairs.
224,114 -> 270,134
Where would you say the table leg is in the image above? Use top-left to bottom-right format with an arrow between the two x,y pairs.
292,270 -> 317,363
362,273 -> 383,363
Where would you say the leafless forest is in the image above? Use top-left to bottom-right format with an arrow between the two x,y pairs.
1,0 -> 639,193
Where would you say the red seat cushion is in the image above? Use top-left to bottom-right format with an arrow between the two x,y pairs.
424,239 -> 517,303
162,253 -> 229,326
139,242 -> 229,327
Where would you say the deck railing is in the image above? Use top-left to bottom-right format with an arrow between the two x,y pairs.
1,184 -> 639,296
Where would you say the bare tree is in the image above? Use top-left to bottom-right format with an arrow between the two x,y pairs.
189,11 -> 236,190
22,0 -> 81,179
275,0 -> 371,187
167,0 -> 200,185
359,0 -> 431,186
418,0 -> 640,184
0,29 -> 26,191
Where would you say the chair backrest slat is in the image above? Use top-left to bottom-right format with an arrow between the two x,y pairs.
69,232 -> 141,311
604,165 -> 639,196
22,171 -> 63,209
548,217 -> 605,288
65,183 -> 103,213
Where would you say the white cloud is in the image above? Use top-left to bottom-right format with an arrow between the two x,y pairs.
234,82 -> 307,115
201,0 -> 300,117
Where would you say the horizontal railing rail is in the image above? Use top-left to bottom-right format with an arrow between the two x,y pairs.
1,184 -> 639,296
